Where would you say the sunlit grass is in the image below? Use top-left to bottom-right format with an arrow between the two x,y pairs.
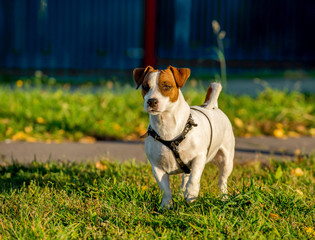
0,156 -> 314,239
0,80 -> 314,142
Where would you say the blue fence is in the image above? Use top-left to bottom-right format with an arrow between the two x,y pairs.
0,0 -> 314,73
157,0 -> 315,64
0,0 -> 144,70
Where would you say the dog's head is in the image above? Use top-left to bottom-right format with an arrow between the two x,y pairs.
133,66 -> 190,115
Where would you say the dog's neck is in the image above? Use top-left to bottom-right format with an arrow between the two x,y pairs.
149,91 -> 190,140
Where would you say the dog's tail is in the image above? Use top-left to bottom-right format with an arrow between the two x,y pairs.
201,82 -> 222,109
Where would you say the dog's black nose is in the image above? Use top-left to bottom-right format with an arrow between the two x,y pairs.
147,98 -> 158,108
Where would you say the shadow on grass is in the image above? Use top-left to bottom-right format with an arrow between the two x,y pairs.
0,160 -> 131,194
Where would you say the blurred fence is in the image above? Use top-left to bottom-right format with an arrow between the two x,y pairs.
0,0 -> 144,70
0,0 -> 314,74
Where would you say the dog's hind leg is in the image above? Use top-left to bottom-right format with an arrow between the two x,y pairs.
213,147 -> 234,196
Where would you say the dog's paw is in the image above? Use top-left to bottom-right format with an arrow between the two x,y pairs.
160,199 -> 173,209
220,193 -> 229,202
184,185 -> 199,203
185,195 -> 197,203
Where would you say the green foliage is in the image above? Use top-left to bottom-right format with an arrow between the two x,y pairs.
0,81 -> 314,142
0,156 -> 314,239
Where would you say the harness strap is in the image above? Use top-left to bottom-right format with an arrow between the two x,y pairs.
190,107 -> 213,157
147,114 -> 197,174
146,108 -> 213,174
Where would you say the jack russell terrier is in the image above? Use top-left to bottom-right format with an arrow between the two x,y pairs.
133,65 -> 235,208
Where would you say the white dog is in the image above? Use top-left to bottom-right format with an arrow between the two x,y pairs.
133,65 -> 235,208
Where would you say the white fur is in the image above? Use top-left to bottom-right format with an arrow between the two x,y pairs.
144,75 -> 235,208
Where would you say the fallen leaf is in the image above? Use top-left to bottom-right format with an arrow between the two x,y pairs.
288,131 -> 300,138
79,136 -> 96,144
269,213 -> 280,221
26,136 -> 37,143
1,118 -> 10,124
275,166 -> 283,180
295,189 -> 303,196
273,128 -> 285,138
113,123 -> 121,131
24,126 -> 33,133
291,168 -> 304,176
234,117 -> 244,128
95,161 -> 108,171
296,124 -> 307,134
294,149 -> 301,156
11,132 -> 28,141
6,127 -> 13,136
304,227 -> 315,236
36,117 -> 46,124
275,123 -> 283,129
16,80 -> 23,87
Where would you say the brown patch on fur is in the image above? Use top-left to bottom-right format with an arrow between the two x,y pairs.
158,69 -> 179,102
141,72 -> 156,98
133,65 -> 191,101
133,66 -> 155,89
167,66 -> 190,88
202,85 -> 213,107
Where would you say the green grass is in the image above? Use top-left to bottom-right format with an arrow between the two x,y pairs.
0,80 -> 314,142
0,157 -> 314,239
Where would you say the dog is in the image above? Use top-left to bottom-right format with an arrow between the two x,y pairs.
133,65 -> 235,208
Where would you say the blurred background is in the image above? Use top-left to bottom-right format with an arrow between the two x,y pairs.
0,0 -> 314,92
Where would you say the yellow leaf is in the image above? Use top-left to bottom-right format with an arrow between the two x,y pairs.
275,123 -> 283,129
294,149 -> 301,156
95,161 -> 108,171
305,227 -> 315,236
295,189 -> 303,196
269,213 -> 280,221
233,117 -> 244,128
12,132 -> 28,141
296,124 -> 307,134
136,123 -> 147,136
288,131 -> 300,138
63,83 -> 71,90
58,129 -> 65,135
106,81 -> 114,89
310,128 -> 315,137
79,136 -> 96,144
36,117 -> 46,124
1,118 -> 10,124
6,127 -> 13,136
273,128 -> 285,138
16,80 -> 23,87
24,126 -> 33,133
291,168 -> 304,176
113,123 -> 121,131
26,136 -> 37,143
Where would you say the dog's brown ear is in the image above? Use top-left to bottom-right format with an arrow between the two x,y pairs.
168,66 -> 190,88
133,66 -> 154,89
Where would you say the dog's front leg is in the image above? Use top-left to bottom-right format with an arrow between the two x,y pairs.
181,173 -> 190,191
184,154 -> 206,202
151,166 -> 172,209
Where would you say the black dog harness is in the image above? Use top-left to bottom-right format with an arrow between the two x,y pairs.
145,107 -> 213,174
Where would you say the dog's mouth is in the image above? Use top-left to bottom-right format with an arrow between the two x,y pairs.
146,108 -> 161,115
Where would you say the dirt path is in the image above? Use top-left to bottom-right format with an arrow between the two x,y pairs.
1,137 -> 314,165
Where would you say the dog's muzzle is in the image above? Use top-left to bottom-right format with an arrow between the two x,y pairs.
147,98 -> 159,108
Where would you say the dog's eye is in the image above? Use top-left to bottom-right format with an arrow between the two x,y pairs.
163,84 -> 173,91
142,84 -> 150,91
